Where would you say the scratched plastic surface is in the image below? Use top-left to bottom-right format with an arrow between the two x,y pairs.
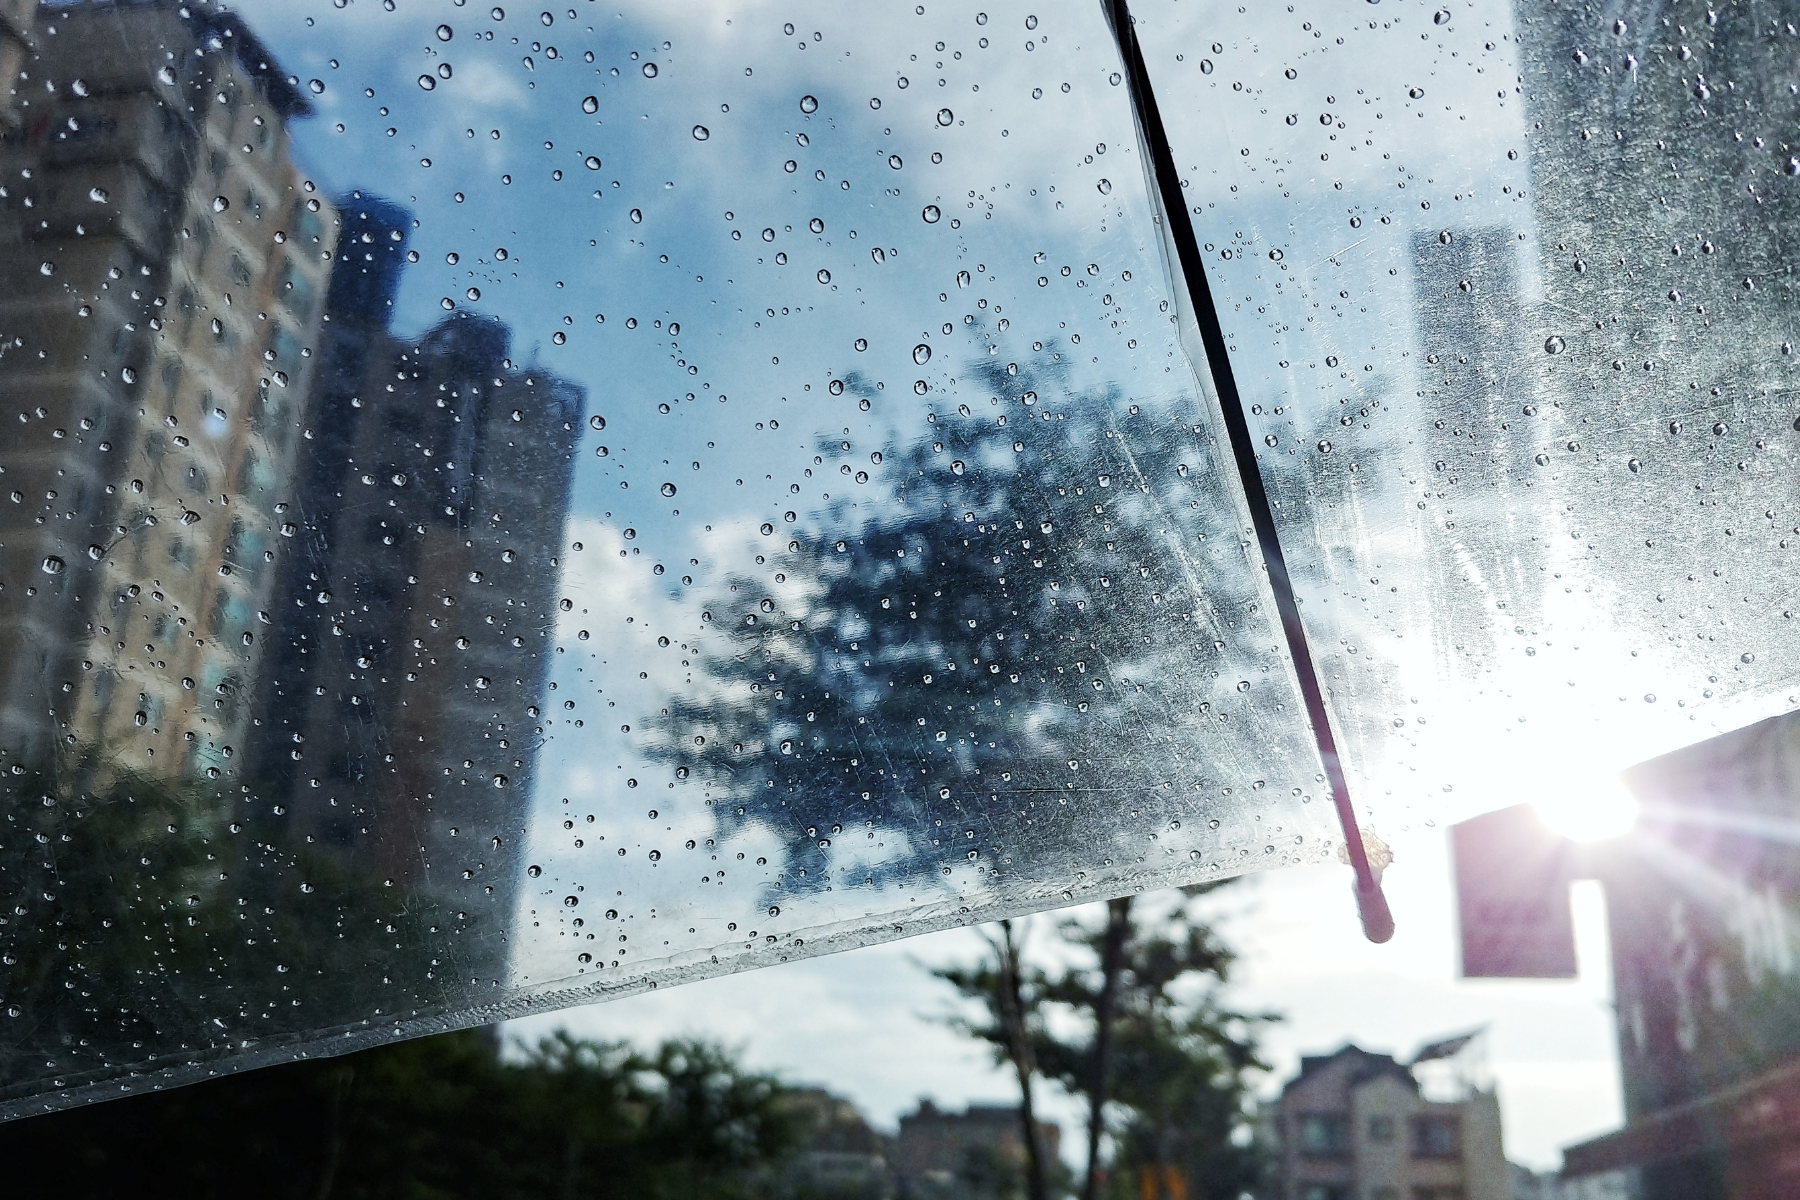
1132,0 -> 1800,832
0,0 -> 1336,1117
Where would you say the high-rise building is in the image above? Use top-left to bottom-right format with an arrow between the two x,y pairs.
0,0 -> 335,783
249,286 -> 582,905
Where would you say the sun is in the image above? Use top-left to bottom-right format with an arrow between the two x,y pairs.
1533,774 -> 1640,842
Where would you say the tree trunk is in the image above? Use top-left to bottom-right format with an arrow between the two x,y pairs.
996,919 -> 1050,1200
1083,896 -> 1134,1200
312,1065 -> 354,1200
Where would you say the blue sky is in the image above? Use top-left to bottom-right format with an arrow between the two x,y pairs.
218,0 -> 1630,1171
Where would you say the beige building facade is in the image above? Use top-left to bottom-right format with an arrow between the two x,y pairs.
1272,1045 -> 1508,1200
0,0 -> 334,782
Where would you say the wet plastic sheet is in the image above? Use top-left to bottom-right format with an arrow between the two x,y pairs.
1132,0 -> 1800,832
0,0 -> 1333,1116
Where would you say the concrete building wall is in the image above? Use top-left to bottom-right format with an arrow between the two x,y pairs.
0,0 -> 333,790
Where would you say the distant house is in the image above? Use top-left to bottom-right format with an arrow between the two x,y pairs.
895,1099 -> 1061,1200
774,1087 -> 895,1200
1268,1044 -> 1508,1200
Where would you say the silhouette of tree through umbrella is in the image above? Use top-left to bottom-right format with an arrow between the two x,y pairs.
650,323 -> 1300,907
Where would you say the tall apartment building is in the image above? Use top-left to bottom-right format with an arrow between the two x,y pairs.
247,227 -> 583,908
1271,1044 -> 1508,1200
0,0 -> 33,130
0,0 -> 334,783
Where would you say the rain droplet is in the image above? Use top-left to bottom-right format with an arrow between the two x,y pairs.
817,269 -> 831,284
1269,248 -> 1284,261
889,154 -> 904,169
1627,457 -> 1642,473
308,78 -> 325,95
1317,440 -> 1333,454
436,23 -> 454,40
630,208 -> 643,223
418,75 -> 436,90
913,344 -> 932,365
584,155 -> 601,170
582,96 -> 599,114
922,206 -> 941,223
564,895 -> 579,907
692,125 -> 709,140
871,247 -> 887,263
41,556 -> 64,575
1544,335 -> 1566,354
937,107 -> 954,125
1097,178 -> 1112,195
810,217 -> 824,233
800,94 -> 819,113
88,187 -> 109,203
466,287 -> 481,301
212,196 -> 229,213
1200,59 -> 1214,74
642,62 -> 658,77
1433,8 -> 1450,23
660,482 -> 677,497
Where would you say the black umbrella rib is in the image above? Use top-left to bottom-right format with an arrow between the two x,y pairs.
1100,0 -> 1393,942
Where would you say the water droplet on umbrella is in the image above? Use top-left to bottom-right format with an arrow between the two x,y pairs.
582,95 -> 599,114
212,196 -> 229,213
800,94 -> 819,113
642,62 -> 658,77
1097,178 -> 1112,194
692,125 -> 709,140
817,269 -> 831,284
41,556 -> 63,575
661,482 -> 677,497
437,23 -> 453,40
913,344 -> 932,365
937,107 -> 954,125
418,74 -> 436,90
922,206 -> 941,223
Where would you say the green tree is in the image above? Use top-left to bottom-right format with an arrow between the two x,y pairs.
1033,893 -> 1267,1200
0,744 -> 449,1097
930,918 -> 1053,1200
651,326 -> 1270,905
0,1026 -> 799,1199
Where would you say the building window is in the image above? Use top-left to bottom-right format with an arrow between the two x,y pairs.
1410,1115 -> 1460,1159
1366,1115 -> 1395,1143
1297,1114 -> 1349,1158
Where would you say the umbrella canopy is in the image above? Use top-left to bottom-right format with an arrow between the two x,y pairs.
0,0 -> 1792,1118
